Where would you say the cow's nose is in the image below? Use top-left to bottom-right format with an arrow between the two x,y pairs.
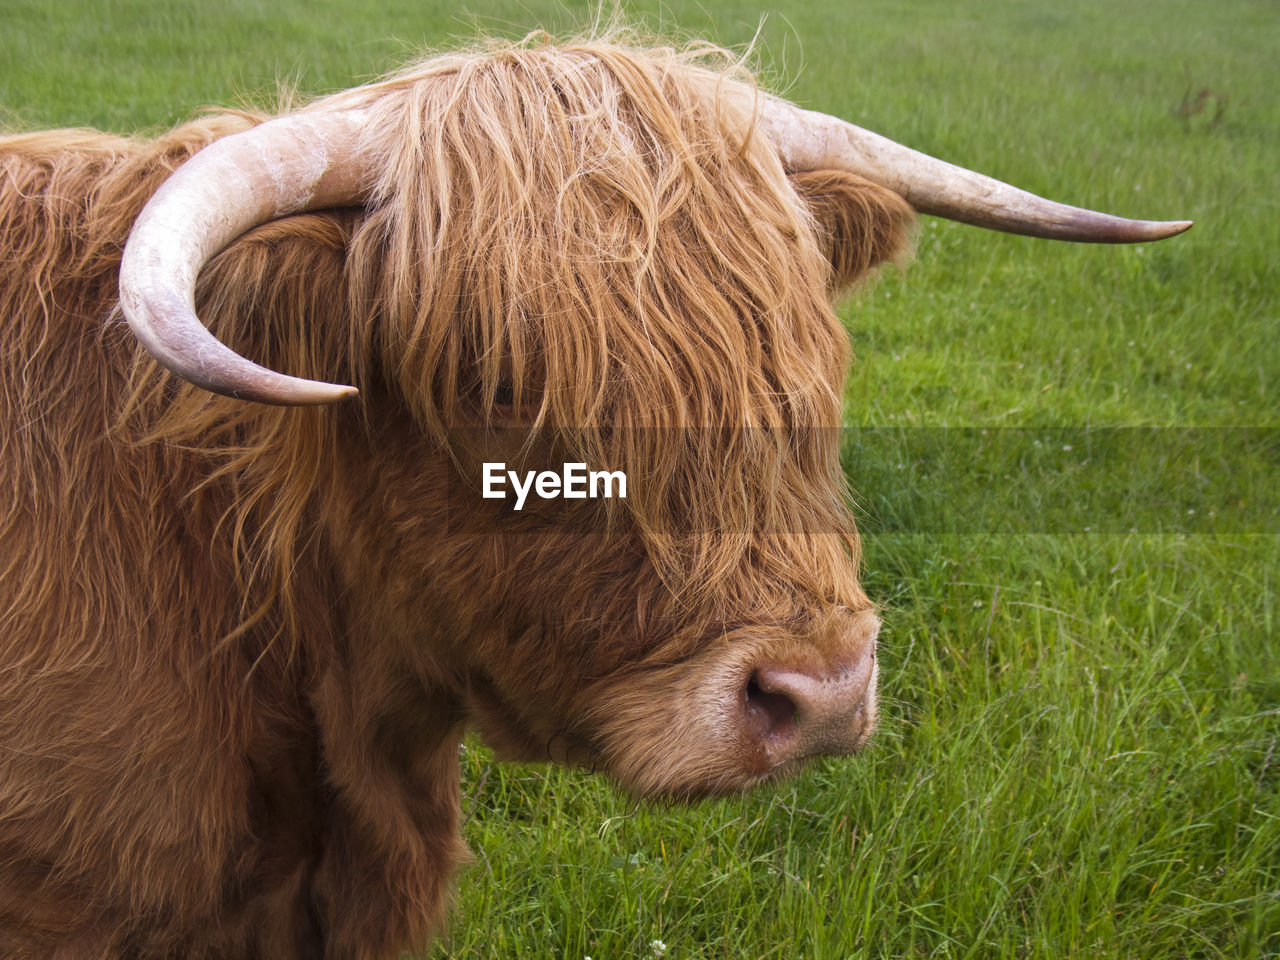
743,643 -> 877,764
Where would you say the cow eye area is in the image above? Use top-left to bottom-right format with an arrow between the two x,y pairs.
493,377 -> 514,408
744,672 -> 798,741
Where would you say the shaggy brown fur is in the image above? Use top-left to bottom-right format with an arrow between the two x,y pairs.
0,35 -> 912,959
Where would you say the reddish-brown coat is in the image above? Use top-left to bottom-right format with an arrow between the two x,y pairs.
0,40 -> 910,958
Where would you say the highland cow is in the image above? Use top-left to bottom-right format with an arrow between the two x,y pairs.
0,35 -> 1189,959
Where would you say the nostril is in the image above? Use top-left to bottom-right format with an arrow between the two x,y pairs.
744,672 -> 798,741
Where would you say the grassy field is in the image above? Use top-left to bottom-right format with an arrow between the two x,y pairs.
4,1 -> 1277,957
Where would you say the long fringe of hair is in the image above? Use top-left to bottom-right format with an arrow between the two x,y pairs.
327,33 -> 909,611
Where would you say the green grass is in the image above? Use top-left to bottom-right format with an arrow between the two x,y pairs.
4,1 -> 1277,957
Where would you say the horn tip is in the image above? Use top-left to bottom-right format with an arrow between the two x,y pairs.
292,381 -> 360,406
226,376 -> 360,406
1088,216 -> 1195,243
1086,215 -> 1194,243
1150,219 -> 1194,240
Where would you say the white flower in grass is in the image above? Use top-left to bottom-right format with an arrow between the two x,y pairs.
650,940 -> 668,956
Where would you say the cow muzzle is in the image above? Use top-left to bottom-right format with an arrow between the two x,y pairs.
745,651 -> 877,761
741,628 -> 879,769
549,609 -> 883,799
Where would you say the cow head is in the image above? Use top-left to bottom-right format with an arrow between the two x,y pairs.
116,38 -> 1189,799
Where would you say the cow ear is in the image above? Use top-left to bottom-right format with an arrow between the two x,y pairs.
789,169 -> 916,295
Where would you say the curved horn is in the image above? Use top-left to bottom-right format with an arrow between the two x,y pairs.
122,86 -> 1191,406
118,111 -> 371,405
752,95 -> 1192,243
